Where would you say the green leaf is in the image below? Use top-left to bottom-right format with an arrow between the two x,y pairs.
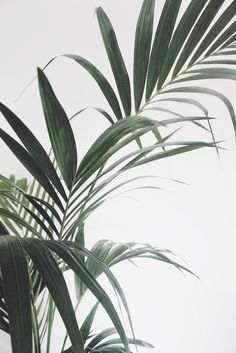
69,107 -> 114,125
157,0 -> 207,89
62,55 -> 122,121
205,21 -> 236,57
0,103 -> 67,201
189,1 -> 236,66
37,68 -> 77,189
0,129 -> 64,211
162,86 -> 236,134
75,116 -> 157,183
22,239 -> 85,353
124,141 -> 215,169
146,0 -> 181,100
95,338 -> 154,350
133,0 -> 155,111
47,241 -> 130,353
172,0 -> 225,77
0,208 -> 44,239
81,302 -> 99,343
86,328 -> 117,350
96,7 -> 131,116
0,236 -> 32,353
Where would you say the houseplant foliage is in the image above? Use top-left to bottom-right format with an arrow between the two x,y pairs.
0,0 -> 236,352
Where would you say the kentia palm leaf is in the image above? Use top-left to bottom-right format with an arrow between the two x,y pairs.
45,0 -> 236,143
1,1 -> 236,353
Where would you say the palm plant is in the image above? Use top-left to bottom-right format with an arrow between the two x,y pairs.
0,1 -> 236,352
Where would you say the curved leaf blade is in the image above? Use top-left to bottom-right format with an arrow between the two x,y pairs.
96,7 -> 131,116
37,68 -> 77,189
205,21 -> 236,57
0,103 -> 67,201
0,128 -> 64,211
133,0 -> 155,111
22,239 -> 85,353
146,0 -> 181,100
0,236 -> 32,353
189,0 -> 236,65
63,55 -> 122,121
48,241 -> 130,353
157,0 -> 207,89
172,0 -> 225,77
162,85 -> 236,134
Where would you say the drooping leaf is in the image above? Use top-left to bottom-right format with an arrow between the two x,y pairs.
37,68 -> 77,189
0,208 -> 44,239
162,86 -> 236,134
75,116 -> 158,183
47,241 -> 130,353
96,7 -> 131,116
133,0 -> 155,111
62,55 -> 122,121
22,239 -> 85,353
0,103 -> 67,201
0,236 -> 32,353
0,129 -> 64,211
146,0 -> 181,100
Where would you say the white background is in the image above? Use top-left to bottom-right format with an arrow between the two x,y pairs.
0,1 -> 236,353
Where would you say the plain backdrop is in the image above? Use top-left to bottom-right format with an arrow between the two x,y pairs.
0,1 -> 236,353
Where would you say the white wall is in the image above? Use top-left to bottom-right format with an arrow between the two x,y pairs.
0,1 -> 236,353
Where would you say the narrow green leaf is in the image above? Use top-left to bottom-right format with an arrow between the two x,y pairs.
63,55 -> 122,121
146,0 -> 181,100
81,302 -> 99,343
86,328 -> 116,350
75,116 -> 157,182
220,33 -> 236,50
162,86 -> 236,134
48,242 -> 130,353
37,68 -> 77,189
202,60 -> 236,65
133,0 -> 155,111
158,0 -> 208,89
0,236 -> 32,353
96,7 -> 131,116
130,142 -> 214,168
0,129 -> 64,211
95,338 -> 154,349
189,1 -> 236,66
205,21 -> 236,57
22,239 -> 85,353
0,103 -> 67,201
173,0 -> 224,77
0,208 -> 43,239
